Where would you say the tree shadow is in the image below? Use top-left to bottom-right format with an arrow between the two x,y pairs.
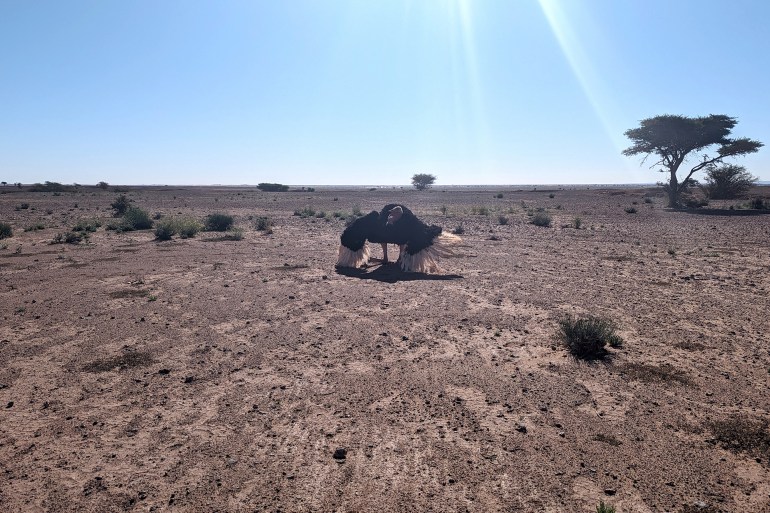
335,263 -> 463,283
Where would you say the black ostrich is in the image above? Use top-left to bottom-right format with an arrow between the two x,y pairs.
336,204 -> 462,273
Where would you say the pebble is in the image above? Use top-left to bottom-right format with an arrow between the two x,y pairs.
333,448 -> 347,461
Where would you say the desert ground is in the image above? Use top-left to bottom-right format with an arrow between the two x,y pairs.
1,184 -> 769,513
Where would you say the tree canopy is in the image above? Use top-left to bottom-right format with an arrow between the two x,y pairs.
411,173 -> 436,191
623,115 -> 762,207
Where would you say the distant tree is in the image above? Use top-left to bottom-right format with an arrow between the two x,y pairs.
1,181 -> 7,186
411,173 -> 436,191
623,115 -> 762,207
702,163 -> 757,199
97,181 -> 109,190
257,183 -> 289,192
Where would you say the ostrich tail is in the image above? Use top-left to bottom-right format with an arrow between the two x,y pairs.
336,243 -> 370,268
400,233 -> 464,273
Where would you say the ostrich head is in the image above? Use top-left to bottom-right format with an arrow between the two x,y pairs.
386,206 -> 403,225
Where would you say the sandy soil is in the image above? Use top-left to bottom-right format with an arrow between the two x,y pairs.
1,184 -> 769,513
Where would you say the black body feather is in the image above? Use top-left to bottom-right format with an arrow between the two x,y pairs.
339,204 -> 442,255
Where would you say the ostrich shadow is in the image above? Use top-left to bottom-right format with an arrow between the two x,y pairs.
335,261 -> 463,283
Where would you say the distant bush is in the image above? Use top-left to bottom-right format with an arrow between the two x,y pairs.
644,197 -> 653,204
549,193 -> 555,199
97,181 -> 109,190
624,207 -> 638,214
122,206 -> 153,230
351,204 -> 363,217
451,225 -> 465,235
257,183 -> 289,192
18,203 -> 29,210
111,194 -> 131,216
557,315 -> 622,360
571,217 -> 583,229
749,198 -> 769,210
29,181 -> 73,193
24,222 -> 45,232
498,215 -> 509,225
531,212 -> 551,227
0,222 -> 12,239
204,213 -> 234,231
471,206 -> 490,216
495,193 -> 504,199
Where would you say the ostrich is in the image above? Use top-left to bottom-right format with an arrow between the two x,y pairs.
336,204 -> 462,273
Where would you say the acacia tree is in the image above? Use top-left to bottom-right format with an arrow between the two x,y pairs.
411,173 -> 436,190
623,115 -> 762,207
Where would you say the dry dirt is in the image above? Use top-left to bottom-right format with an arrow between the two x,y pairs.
1,185 -> 769,513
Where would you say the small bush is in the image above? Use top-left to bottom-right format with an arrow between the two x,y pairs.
111,194 -> 131,216
439,205 -> 448,215
204,213 -> 234,231
451,225 -> 465,235
557,315 -> 622,360
257,182 -> 289,192
471,206 -> 490,216
644,197 -> 653,204
176,218 -> 201,239
531,212 -> 551,227
498,215 -> 509,225
255,216 -> 273,232
0,222 -> 13,239
624,207 -> 637,214
351,204 -> 362,217
154,219 -> 177,240
495,193 -> 503,199
293,207 -> 316,218
749,198 -> 768,210
72,219 -> 101,232
97,181 -> 109,190
24,222 -> 46,232
221,228 -> 244,241
19,203 -> 30,210
548,193 -> 555,199
53,231 -> 86,244
572,217 -> 583,229
596,502 -> 616,513
122,206 -> 153,230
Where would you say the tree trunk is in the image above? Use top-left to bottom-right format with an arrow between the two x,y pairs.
668,171 -> 679,208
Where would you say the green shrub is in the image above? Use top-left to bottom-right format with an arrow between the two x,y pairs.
176,217 -> 201,238
471,206 -> 490,215
0,222 -> 12,239
111,194 -> 131,216
204,213 -> 234,231
351,204 -> 362,217
596,502 -> 616,513
154,219 -> 177,240
24,222 -> 45,232
557,315 -> 623,360
531,212 -> 551,227
498,215 -> 509,225
572,217 -> 583,229
122,206 -> 153,230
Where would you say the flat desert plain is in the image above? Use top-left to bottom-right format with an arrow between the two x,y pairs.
1,185 -> 769,513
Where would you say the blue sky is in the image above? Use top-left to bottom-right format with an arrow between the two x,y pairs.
2,0 -> 768,185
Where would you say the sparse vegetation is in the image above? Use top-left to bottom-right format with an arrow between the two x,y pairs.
495,193 -> 504,199
624,206 -> 637,214
703,163 -> 757,199
293,207 -> 316,218
531,212 -> 552,227
154,219 -> 177,240
749,197 -> 769,210
29,181 -> 73,193
221,228 -> 244,240
24,222 -> 45,232
97,181 -> 109,190
52,231 -> 87,244
557,315 -> 622,360
471,206 -> 490,216
72,219 -> 101,232
709,417 -> 770,461
204,213 -> 234,231
596,502 -> 616,513
572,217 -> 583,229
451,225 -> 465,235
498,215 -> 509,225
